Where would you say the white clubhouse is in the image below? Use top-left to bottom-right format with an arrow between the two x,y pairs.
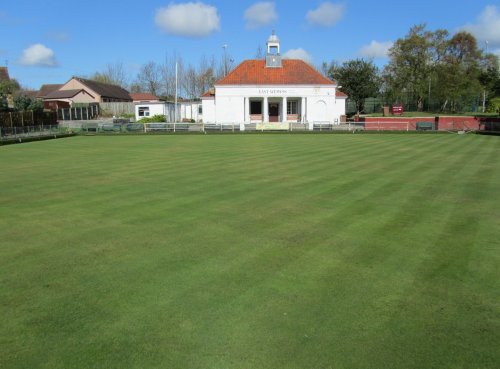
202,32 -> 347,130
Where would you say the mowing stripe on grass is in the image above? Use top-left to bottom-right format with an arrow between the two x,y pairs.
1,134 -> 499,369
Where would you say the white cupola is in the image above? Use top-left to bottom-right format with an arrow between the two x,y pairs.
266,31 -> 282,68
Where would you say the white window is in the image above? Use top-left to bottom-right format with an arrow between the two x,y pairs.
287,101 -> 298,114
138,106 -> 150,117
198,105 -> 203,115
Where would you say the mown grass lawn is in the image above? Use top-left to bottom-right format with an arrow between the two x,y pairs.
1,134 -> 499,369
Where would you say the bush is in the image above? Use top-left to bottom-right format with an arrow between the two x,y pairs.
138,114 -> 166,123
28,98 -> 44,112
0,95 -> 8,112
13,95 -> 32,111
486,97 -> 500,115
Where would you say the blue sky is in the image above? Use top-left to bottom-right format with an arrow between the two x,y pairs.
1,0 -> 499,89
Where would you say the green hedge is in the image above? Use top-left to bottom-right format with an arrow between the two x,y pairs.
138,115 -> 166,123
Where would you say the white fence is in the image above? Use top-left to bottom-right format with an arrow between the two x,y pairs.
55,121 -> 369,134
140,122 -> 362,133
0,125 -> 69,142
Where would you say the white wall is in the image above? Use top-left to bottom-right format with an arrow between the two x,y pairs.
214,95 -> 245,123
212,85 -> 345,124
180,102 -> 202,122
135,103 -> 166,121
135,102 -> 203,122
336,98 -> 346,120
202,99 -> 216,123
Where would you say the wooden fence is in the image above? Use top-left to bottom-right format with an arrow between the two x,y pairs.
100,102 -> 134,117
0,111 -> 58,128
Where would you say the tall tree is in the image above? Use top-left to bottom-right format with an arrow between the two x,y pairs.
479,53 -> 500,98
384,25 -> 490,112
328,59 -> 380,114
434,32 -> 482,112
90,62 -> 128,88
0,79 -> 20,96
160,54 -> 178,98
183,64 -> 198,99
384,24 -> 437,111
136,62 -> 162,96
196,55 -> 217,96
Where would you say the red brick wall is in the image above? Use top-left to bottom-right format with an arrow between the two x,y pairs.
360,116 -> 500,131
363,117 -> 436,131
437,116 -> 479,131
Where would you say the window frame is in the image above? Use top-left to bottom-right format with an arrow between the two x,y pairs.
138,106 -> 150,117
287,100 -> 298,115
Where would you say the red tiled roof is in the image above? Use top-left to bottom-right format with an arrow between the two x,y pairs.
45,89 -> 93,99
130,93 -> 161,101
73,77 -> 132,101
37,84 -> 63,98
24,90 -> 39,99
336,90 -> 348,98
216,59 -> 335,86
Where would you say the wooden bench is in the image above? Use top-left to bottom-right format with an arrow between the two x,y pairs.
81,123 -> 100,133
101,124 -> 121,132
416,122 -> 434,131
126,123 -> 144,132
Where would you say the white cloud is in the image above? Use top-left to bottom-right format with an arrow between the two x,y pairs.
19,44 -> 57,67
306,2 -> 345,27
244,2 -> 278,30
461,5 -> 500,47
155,2 -> 220,37
359,40 -> 393,58
283,48 -> 313,64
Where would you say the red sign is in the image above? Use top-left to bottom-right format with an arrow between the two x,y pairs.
392,105 -> 404,115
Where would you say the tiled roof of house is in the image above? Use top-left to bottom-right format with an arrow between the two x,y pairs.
336,90 -> 348,98
201,89 -> 215,98
216,59 -> 335,86
74,77 -> 132,101
45,89 -> 93,99
38,84 -> 63,98
24,90 -> 39,99
0,67 -> 10,82
130,93 -> 161,101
